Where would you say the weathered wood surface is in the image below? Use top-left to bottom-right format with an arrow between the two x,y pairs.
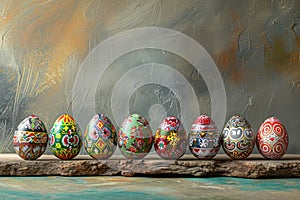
0,154 -> 299,178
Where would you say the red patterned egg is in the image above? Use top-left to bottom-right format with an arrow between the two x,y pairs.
257,117 -> 288,159
13,115 -> 48,160
118,114 -> 153,159
154,116 -> 187,160
222,115 -> 255,159
189,115 -> 221,159
49,114 -> 82,160
84,114 -> 117,159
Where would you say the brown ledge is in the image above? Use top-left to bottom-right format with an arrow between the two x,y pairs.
0,154 -> 299,178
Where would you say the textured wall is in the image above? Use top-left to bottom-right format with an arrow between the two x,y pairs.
0,0 -> 299,153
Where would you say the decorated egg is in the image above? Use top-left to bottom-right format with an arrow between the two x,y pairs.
154,116 -> 187,160
13,115 -> 48,160
84,114 -> 117,159
49,114 -> 82,160
118,114 -> 153,159
257,117 -> 288,159
188,115 -> 221,159
222,115 -> 255,159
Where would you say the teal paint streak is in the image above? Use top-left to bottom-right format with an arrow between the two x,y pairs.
0,177 -> 177,200
0,189 -> 177,200
186,177 -> 300,191
0,177 -> 300,199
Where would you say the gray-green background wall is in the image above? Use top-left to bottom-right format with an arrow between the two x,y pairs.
0,0 -> 299,153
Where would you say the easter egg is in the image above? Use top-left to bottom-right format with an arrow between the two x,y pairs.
154,116 -> 187,160
222,115 -> 255,159
49,114 -> 82,160
118,114 -> 153,159
188,115 -> 221,159
257,117 -> 288,159
84,114 -> 117,159
13,115 -> 48,160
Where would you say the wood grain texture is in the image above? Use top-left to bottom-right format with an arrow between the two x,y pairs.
0,154 -> 299,178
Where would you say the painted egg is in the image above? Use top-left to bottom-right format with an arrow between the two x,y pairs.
257,117 -> 288,159
118,114 -> 153,159
222,115 -> 255,159
13,115 -> 48,160
49,114 -> 82,160
84,114 -> 117,159
154,116 -> 187,160
188,115 -> 221,159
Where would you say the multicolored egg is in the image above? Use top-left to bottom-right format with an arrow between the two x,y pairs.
118,114 -> 153,159
13,115 -> 48,160
189,115 -> 221,159
84,114 -> 117,159
222,115 -> 255,159
257,117 -> 288,159
154,116 -> 187,160
49,114 -> 82,160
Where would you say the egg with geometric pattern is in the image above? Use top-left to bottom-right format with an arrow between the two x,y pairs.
222,115 -> 255,159
49,114 -> 82,160
189,115 -> 221,159
84,114 -> 117,159
257,117 -> 288,159
13,115 -> 48,160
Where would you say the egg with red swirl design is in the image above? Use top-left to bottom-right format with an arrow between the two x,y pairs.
257,117 -> 288,159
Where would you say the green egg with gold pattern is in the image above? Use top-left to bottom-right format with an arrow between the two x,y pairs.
49,114 -> 82,160
13,115 -> 48,160
84,114 -> 117,159
118,114 -> 153,159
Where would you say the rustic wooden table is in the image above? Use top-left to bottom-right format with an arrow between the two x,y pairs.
0,154 -> 299,178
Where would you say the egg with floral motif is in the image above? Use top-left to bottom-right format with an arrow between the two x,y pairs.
257,117 -> 288,159
189,115 -> 221,159
84,114 -> 117,159
222,115 -> 255,159
118,114 -> 153,159
49,114 -> 82,160
13,115 -> 48,160
154,116 -> 187,160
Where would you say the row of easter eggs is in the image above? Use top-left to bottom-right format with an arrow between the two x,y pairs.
13,114 -> 288,160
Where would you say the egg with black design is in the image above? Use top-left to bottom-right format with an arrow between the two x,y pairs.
189,115 -> 221,159
84,114 -> 117,159
222,115 -> 255,159
13,115 -> 48,160
154,116 -> 187,160
49,114 -> 82,160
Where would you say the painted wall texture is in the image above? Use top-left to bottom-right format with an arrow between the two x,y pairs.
0,0 -> 300,154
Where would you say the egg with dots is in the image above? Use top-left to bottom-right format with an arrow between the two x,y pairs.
84,114 -> 117,159
118,114 -> 153,159
189,115 -> 221,159
49,114 -> 82,160
257,117 -> 288,159
222,115 -> 255,159
154,116 -> 187,160
13,115 -> 48,160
